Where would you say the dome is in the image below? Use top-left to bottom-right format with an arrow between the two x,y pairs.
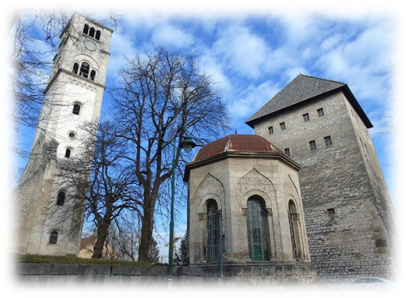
193,134 -> 285,162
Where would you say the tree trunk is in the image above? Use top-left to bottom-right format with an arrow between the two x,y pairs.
138,210 -> 154,262
92,223 -> 110,259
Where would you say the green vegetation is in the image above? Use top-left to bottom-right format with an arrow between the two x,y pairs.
15,254 -> 153,266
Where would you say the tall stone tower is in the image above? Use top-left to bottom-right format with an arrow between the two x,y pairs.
15,13 -> 113,256
246,74 -> 396,283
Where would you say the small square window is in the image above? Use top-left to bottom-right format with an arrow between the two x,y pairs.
317,108 -> 324,117
268,126 -> 274,134
303,113 -> 310,122
327,208 -> 335,215
324,136 -> 333,147
309,140 -> 316,150
280,122 -> 286,130
375,240 -> 387,248
284,148 -> 291,156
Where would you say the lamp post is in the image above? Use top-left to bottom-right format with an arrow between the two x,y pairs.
168,132 -> 196,282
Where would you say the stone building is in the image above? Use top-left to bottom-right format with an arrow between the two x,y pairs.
14,14 -> 113,256
246,74 -> 396,283
184,134 -> 316,284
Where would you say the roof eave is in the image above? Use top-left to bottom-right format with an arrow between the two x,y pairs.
183,151 -> 301,182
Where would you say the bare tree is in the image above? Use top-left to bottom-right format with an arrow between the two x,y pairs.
57,120 -> 143,259
110,46 -> 229,262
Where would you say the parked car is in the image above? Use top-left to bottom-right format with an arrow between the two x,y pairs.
325,277 -> 401,297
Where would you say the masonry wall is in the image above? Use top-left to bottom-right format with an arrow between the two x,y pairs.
253,91 -> 395,283
3,264 -> 203,295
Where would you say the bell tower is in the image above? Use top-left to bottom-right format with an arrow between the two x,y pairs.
15,13 -> 113,256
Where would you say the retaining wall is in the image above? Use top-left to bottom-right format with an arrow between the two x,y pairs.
3,263 -> 203,295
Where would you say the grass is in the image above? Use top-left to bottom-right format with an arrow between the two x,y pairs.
15,254 -> 155,267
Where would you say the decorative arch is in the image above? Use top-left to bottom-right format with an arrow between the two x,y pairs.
236,168 -> 282,260
191,173 -> 225,263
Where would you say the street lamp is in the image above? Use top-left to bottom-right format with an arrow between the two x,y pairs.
168,132 -> 196,282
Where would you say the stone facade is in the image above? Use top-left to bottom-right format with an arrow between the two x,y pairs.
248,75 -> 395,283
14,14 -> 113,256
184,135 -> 315,284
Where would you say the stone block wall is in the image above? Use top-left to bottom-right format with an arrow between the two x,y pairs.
199,262 -> 319,296
253,91 -> 395,283
3,264 -> 203,295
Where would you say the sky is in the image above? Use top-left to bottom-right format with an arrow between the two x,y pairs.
97,4 -> 399,208
2,0 -> 407,286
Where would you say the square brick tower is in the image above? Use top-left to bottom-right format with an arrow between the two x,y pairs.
15,13 -> 113,256
246,74 -> 396,283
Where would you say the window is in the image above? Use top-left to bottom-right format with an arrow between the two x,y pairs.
83,24 -> 102,40
72,104 -> 81,115
83,24 -> 89,34
317,108 -> 324,117
56,191 -> 65,206
49,231 -> 58,245
65,148 -> 72,158
327,208 -> 335,215
303,113 -> 310,122
284,148 -> 291,156
69,132 -> 76,139
90,70 -> 97,81
72,62 -> 79,75
268,126 -> 274,134
324,136 -> 333,148
280,122 -> 286,130
375,240 -> 387,248
309,140 -> 316,150
246,195 -> 270,261
79,62 -> 90,78
354,278 -> 369,284
288,201 -> 300,261
206,200 -> 220,263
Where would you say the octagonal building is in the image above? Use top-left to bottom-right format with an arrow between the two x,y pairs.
184,134 -> 315,284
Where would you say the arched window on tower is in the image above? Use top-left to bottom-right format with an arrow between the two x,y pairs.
65,148 -> 72,158
72,103 -> 81,115
89,27 -> 95,38
49,230 -> 58,245
95,30 -> 101,40
90,69 -> 97,81
206,199 -> 220,263
246,195 -> 270,261
56,191 -> 66,206
83,24 -> 89,34
72,62 -> 79,75
79,62 -> 90,78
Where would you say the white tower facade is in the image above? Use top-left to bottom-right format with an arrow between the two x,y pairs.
15,13 -> 113,256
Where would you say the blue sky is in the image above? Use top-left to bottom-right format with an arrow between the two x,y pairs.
103,4 -> 404,192
102,5 -> 397,203
3,1 -> 406,266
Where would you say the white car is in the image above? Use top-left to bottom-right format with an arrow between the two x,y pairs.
325,277 -> 401,297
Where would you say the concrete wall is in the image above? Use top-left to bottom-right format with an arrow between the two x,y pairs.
253,91 -> 395,283
3,264 -> 203,295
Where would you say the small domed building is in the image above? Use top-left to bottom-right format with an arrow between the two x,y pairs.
183,134 -> 316,284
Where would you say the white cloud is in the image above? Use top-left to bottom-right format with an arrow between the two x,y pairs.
212,24 -> 270,79
151,23 -> 195,49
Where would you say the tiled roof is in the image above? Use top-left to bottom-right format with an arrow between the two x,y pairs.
193,134 -> 286,162
246,74 -> 352,127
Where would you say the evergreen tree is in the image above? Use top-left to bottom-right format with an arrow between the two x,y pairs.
148,237 -> 160,263
178,232 -> 189,266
